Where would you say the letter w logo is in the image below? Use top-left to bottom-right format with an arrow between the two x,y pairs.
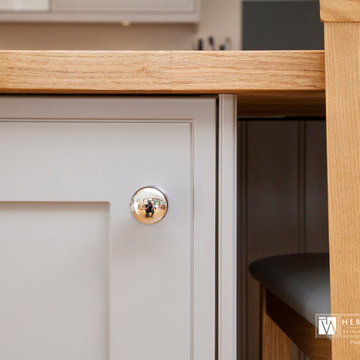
318,316 -> 337,335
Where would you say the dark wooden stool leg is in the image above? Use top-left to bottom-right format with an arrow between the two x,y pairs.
261,287 -> 291,360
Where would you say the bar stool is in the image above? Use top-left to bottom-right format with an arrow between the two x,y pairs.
250,253 -> 331,360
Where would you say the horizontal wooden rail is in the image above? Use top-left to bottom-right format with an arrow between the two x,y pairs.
0,50 -> 325,117
0,50 -> 325,93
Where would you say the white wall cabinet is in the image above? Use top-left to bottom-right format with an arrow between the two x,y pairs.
0,0 -> 49,11
0,0 -> 199,22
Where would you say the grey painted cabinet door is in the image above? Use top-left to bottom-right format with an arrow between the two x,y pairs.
0,96 -> 216,360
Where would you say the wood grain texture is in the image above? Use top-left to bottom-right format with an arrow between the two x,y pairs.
325,22 -> 360,359
261,288 -> 291,360
265,290 -> 332,360
320,0 -> 360,22
0,50 -> 324,94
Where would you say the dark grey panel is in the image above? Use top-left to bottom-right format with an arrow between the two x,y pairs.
242,1 -> 324,50
305,121 -> 329,252
246,121 -> 300,260
240,120 -> 301,360
237,119 -> 328,359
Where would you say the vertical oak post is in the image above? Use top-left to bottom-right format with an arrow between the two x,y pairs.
320,1 -> 360,358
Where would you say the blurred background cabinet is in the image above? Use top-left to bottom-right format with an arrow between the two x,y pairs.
0,0 -> 199,23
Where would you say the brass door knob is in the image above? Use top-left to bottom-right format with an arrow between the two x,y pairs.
130,186 -> 168,224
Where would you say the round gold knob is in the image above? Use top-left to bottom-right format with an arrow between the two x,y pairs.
130,186 -> 168,224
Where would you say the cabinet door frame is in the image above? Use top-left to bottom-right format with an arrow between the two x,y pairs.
0,94 -> 238,360
0,95 -> 216,360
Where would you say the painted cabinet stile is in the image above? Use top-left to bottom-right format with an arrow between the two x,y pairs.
218,95 -> 237,360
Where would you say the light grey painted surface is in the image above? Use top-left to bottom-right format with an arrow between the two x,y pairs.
218,95 -> 238,360
0,96 -> 217,360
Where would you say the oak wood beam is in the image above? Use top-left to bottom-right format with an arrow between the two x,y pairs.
320,0 -> 360,356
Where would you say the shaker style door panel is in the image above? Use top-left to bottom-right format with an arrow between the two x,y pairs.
0,203 -> 109,360
0,96 -> 216,360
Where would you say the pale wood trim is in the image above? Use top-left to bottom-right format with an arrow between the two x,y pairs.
324,22 -> 360,359
0,51 -> 324,94
218,94 -> 237,360
261,288 -> 291,360
320,0 -> 360,23
0,50 -> 326,118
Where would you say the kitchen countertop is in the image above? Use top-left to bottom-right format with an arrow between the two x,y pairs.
0,50 -> 325,117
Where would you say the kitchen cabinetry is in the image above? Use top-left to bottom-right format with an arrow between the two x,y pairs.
0,96 -> 221,360
0,49 -> 325,360
0,0 -> 199,23
1,3 -> 359,353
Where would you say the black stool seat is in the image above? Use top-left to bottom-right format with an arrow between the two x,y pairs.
250,253 -> 330,327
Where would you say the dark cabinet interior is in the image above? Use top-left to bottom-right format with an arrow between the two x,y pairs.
237,119 -> 328,360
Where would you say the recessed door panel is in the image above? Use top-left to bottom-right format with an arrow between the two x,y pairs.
0,96 -> 216,360
0,203 -> 109,360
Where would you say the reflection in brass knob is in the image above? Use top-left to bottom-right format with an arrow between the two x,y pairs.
130,187 -> 168,224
